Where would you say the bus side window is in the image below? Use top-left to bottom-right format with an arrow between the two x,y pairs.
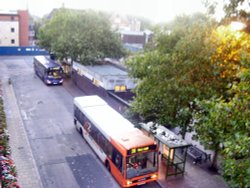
79,111 -> 85,125
99,134 -> 106,153
107,144 -> 112,159
112,150 -> 123,173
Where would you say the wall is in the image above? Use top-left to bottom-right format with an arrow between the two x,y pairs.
0,21 -> 19,46
72,69 -> 130,113
0,46 -> 49,55
18,10 -> 29,46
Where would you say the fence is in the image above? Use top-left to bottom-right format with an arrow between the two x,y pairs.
0,46 -> 49,56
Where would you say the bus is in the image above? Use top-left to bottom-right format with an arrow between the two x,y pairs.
33,56 -> 63,85
74,95 -> 158,187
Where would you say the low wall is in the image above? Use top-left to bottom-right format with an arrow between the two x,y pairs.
72,69 -> 131,113
0,46 -> 49,56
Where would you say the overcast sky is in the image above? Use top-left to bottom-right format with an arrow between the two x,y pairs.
0,0 -> 224,23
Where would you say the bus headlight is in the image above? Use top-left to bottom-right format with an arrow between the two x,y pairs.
151,174 -> 157,179
126,180 -> 132,185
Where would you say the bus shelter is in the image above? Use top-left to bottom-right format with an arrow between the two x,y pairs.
139,122 -> 191,178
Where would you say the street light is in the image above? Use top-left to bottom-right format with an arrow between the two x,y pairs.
229,21 -> 246,31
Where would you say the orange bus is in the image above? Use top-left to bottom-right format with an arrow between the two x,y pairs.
74,95 -> 158,187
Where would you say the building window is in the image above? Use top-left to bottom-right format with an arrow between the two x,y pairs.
11,28 -> 15,32
11,39 -> 15,44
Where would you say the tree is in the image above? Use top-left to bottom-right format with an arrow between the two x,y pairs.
38,8 -> 125,65
126,14 -> 219,137
202,0 -> 247,18
193,54 -> 250,187
203,0 -> 250,32
126,12 -> 250,186
223,0 -> 246,18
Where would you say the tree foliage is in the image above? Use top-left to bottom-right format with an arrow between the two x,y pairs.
193,53 -> 250,187
126,14 -> 219,132
38,8 -> 125,65
223,0 -> 246,18
126,12 -> 250,187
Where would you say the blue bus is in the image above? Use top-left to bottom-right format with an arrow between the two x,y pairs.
33,56 -> 64,85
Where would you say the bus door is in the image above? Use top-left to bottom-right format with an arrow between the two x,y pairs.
126,151 -> 158,179
111,149 -> 124,185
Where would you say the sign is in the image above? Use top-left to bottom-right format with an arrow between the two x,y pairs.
50,67 -> 60,71
114,85 -> 126,92
130,146 -> 149,154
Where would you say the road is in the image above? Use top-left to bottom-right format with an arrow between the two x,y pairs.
0,56 -> 161,188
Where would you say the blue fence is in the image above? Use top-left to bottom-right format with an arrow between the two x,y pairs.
0,46 -> 49,56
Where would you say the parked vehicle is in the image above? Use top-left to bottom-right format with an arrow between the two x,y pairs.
74,95 -> 158,187
33,56 -> 63,85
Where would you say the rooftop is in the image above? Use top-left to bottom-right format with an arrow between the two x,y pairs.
140,122 -> 190,148
73,61 -> 128,76
0,10 -> 18,15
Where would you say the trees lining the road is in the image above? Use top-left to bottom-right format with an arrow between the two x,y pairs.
126,14 -> 220,134
38,8 -> 125,65
126,10 -> 250,188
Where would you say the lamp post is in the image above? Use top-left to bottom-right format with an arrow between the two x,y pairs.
229,21 -> 246,31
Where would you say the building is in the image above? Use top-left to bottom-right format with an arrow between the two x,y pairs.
140,122 -> 191,178
72,61 -> 136,113
109,13 -> 153,52
110,13 -> 141,32
0,10 -> 33,46
120,29 -> 153,51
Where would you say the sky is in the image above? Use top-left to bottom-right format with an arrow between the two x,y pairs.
0,0 -> 223,23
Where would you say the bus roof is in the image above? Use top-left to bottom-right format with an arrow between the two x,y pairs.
74,95 -> 155,151
34,56 -> 61,69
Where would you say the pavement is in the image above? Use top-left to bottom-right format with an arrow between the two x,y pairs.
157,157 -> 228,188
0,76 -> 228,188
1,78 -> 43,188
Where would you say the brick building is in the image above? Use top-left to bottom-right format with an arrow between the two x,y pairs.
0,10 -> 33,46
110,13 -> 153,52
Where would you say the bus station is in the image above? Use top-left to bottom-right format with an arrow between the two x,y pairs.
139,122 -> 191,178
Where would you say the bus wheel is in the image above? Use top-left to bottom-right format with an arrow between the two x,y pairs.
105,161 -> 111,172
80,128 -> 84,137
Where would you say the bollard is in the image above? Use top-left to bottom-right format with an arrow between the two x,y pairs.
8,78 -> 11,85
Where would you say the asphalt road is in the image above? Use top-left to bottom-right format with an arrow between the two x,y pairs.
0,56 -> 161,188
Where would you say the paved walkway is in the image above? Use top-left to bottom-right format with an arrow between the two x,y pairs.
156,156 -> 228,188
1,78 -> 43,188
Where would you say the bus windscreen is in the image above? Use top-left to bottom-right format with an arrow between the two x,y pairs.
48,69 -> 63,79
126,151 -> 158,179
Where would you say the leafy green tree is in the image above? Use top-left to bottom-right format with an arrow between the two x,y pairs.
38,8 -> 125,65
203,0 -> 250,32
126,12 -> 250,186
222,54 -> 250,188
223,0 -> 246,18
126,14 -> 219,137
202,0 -> 247,18
192,22 -> 250,170
193,54 -> 250,187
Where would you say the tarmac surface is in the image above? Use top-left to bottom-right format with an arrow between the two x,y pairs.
0,61 -> 228,188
